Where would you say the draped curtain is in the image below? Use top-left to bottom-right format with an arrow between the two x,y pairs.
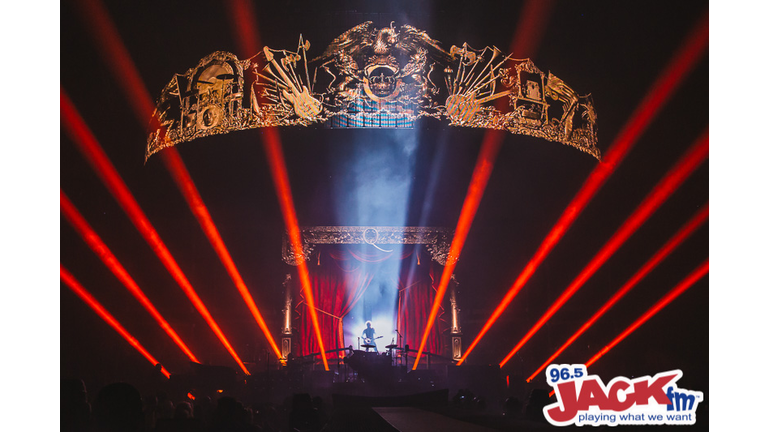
398,263 -> 443,355
297,252 -> 373,358
295,245 -> 445,357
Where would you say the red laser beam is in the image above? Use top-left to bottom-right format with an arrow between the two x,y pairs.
547,259 -> 709,397
584,259 -> 709,368
413,132 -> 503,369
458,12 -> 709,364
70,0 -> 162,156
509,0 -> 555,60
222,0 -> 327,368
61,90 -> 251,375
74,0 -> 276,371
60,190 -> 200,363
73,0 -> 156,125
225,0 -> 262,58
526,203 -> 708,382
60,265 -> 172,379
161,149 -> 283,359
499,131 -> 708,367
262,127 -> 329,370
413,0 -> 555,370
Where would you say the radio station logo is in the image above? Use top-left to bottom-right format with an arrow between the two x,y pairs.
543,364 -> 703,427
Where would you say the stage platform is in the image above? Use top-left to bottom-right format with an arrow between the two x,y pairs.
373,407 -> 499,432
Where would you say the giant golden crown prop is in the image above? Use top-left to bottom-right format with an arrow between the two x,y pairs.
146,22 -> 599,161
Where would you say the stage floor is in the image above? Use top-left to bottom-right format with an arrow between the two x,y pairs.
373,407 -> 499,432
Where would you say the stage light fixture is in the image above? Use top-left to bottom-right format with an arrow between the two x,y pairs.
262,127 -> 330,371
61,190 -> 200,364
60,265 -> 172,379
498,131 -> 708,367
526,204 -> 708,382
459,14 -> 708,364
61,91 -> 251,375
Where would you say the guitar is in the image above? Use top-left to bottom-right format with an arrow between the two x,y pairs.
263,47 -> 322,119
363,336 -> 383,345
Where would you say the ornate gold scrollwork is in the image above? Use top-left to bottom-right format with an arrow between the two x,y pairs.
281,226 -> 454,266
147,23 -> 599,161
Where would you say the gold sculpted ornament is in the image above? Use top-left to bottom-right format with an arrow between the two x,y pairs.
147,23 -> 599,161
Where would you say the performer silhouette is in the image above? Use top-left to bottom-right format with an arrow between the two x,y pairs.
361,321 -> 378,352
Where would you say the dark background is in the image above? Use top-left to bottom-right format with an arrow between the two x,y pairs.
60,0 -> 709,405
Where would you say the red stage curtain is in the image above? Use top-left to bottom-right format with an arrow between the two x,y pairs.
398,262 -> 444,356
296,255 -> 373,358
295,245 -> 445,358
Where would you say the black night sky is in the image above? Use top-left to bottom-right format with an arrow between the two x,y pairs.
43,0 -> 763,428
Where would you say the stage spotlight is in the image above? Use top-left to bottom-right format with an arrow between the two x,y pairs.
60,265 -> 171,379
499,131 -> 708,367
526,204 -> 708,382
61,91 -> 251,375
61,190 -> 200,364
459,14 -> 708,364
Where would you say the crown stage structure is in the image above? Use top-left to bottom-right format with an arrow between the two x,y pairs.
146,22 -> 599,161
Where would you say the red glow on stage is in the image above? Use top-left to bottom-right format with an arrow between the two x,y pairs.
413,131 -> 504,369
61,91 -> 251,375
262,127 -> 329,371
585,259 -> 709,368
526,204 -> 708,382
187,393 -> 196,401
459,14 -> 708,364
60,190 -> 200,364
161,150 -> 283,359
499,131 -> 708,367
61,265 -> 172,379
